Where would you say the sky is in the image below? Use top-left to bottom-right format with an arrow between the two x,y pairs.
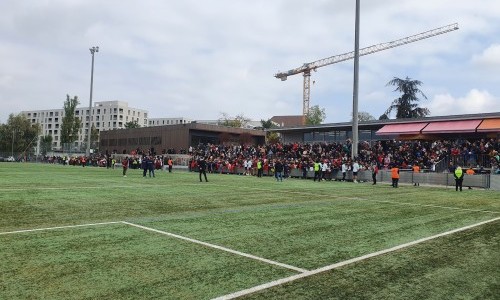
1,0 -> 500,125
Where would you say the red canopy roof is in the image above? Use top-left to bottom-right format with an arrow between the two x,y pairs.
376,123 -> 429,135
421,120 -> 482,134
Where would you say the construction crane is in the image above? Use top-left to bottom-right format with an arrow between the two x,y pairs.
275,23 -> 459,117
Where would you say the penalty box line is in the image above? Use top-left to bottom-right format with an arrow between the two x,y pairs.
0,220 -> 307,273
213,216 -> 500,300
121,221 -> 308,273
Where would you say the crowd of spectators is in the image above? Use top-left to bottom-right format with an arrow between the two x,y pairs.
189,138 -> 500,173
39,138 -> 500,174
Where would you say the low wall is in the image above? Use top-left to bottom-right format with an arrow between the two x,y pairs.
203,168 -> 492,189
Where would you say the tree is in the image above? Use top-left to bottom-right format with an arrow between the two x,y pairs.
0,113 -> 40,156
384,76 -> 430,119
260,119 -> 277,129
218,113 -> 250,128
60,95 -> 82,149
39,135 -> 53,156
260,118 -> 280,144
353,111 -> 375,122
124,120 -> 141,128
378,113 -> 389,120
266,132 -> 280,144
305,105 -> 326,125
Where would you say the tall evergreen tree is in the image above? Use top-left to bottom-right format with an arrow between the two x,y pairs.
60,95 -> 82,149
384,76 -> 430,119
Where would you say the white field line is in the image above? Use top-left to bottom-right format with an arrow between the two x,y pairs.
212,184 -> 500,215
0,221 -> 122,235
121,221 -> 308,273
345,197 -> 500,214
213,216 -> 500,300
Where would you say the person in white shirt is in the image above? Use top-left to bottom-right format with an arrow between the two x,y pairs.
352,160 -> 360,183
341,162 -> 349,181
320,160 -> 328,181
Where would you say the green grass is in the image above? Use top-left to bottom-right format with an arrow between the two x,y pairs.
0,163 -> 499,299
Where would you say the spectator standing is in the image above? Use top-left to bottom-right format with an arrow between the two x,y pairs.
301,161 -> 308,179
412,163 -> 420,186
198,157 -> 208,182
141,156 -> 148,177
122,157 -> 129,177
274,159 -> 284,182
257,159 -> 263,177
313,160 -> 321,182
391,164 -> 400,188
147,156 -> 155,177
167,157 -> 173,173
371,163 -> 378,185
466,166 -> 475,189
341,162 -> 348,181
454,166 -> 464,191
352,160 -> 360,183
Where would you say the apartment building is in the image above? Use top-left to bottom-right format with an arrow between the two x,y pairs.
148,117 -> 192,126
22,101 -> 148,151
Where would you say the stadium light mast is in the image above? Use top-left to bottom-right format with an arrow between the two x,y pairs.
86,46 -> 99,157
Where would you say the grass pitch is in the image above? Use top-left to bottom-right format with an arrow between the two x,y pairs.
0,163 -> 499,299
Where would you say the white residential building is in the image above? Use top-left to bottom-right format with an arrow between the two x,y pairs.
22,101 -> 148,151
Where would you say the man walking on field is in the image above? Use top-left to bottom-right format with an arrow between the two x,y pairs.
122,156 -> 129,177
198,156 -> 208,182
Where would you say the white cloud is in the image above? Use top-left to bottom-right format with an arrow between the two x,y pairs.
1,0 -> 500,124
429,89 -> 500,116
472,44 -> 500,67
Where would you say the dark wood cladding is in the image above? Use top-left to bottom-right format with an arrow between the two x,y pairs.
99,123 -> 266,154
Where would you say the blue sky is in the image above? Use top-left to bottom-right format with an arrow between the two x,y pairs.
1,0 -> 499,124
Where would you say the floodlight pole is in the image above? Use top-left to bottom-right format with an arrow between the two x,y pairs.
351,0 -> 360,160
86,46 -> 99,157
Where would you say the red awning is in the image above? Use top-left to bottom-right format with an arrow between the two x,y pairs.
376,123 -> 429,135
422,120 -> 482,134
477,119 -> 500,132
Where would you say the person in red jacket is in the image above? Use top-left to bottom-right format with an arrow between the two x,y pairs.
122,156 -> 129,177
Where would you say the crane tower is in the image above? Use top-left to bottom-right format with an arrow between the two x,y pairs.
275,23 -> 459,117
